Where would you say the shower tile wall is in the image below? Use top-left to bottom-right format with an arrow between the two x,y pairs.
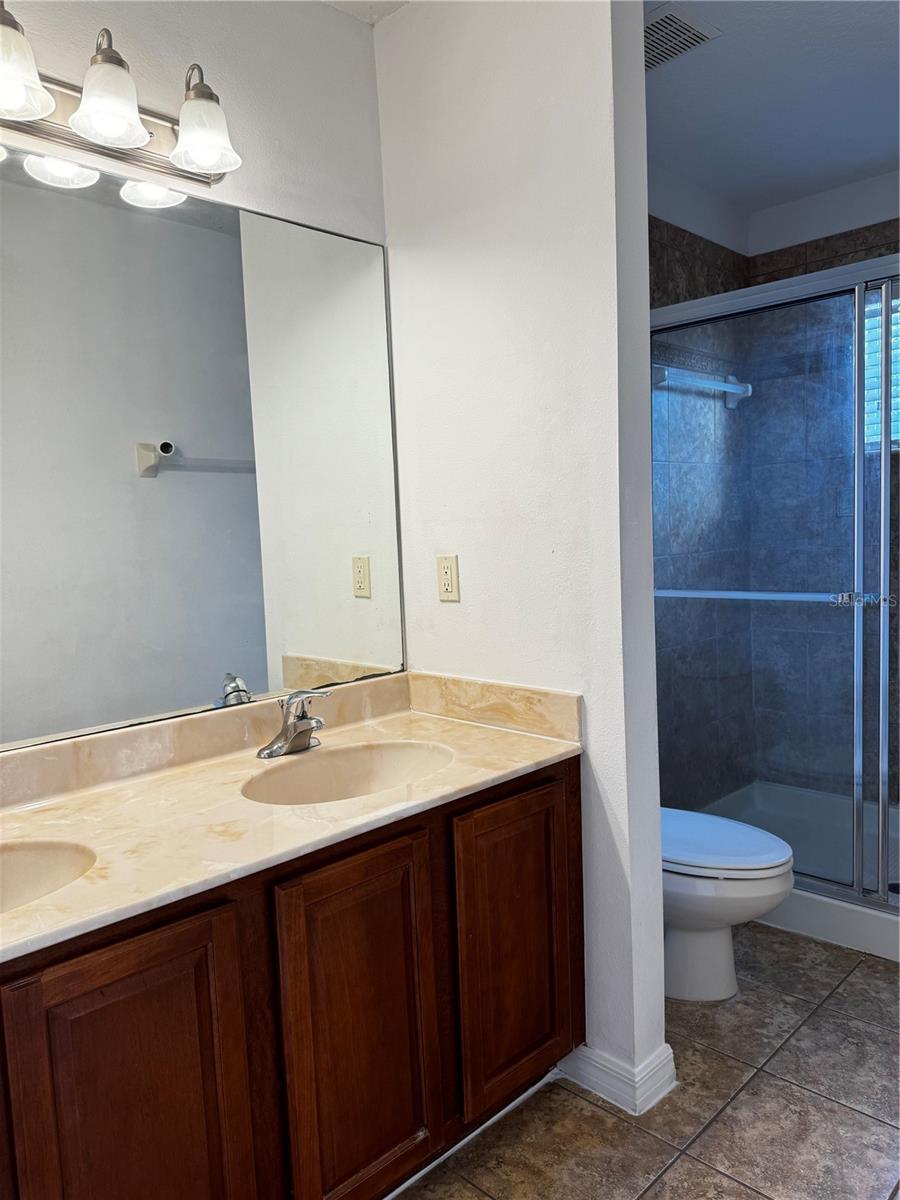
653,321 -> 755,809
653,295 -> 857,808
741,294 -> 856,796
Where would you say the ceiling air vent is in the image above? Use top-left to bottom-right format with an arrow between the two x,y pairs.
644,4 -> 722,72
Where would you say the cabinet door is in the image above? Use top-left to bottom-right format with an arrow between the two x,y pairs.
1,907 -> 257,1200
276,832 -> 442,1200
454,782 -> 573,1120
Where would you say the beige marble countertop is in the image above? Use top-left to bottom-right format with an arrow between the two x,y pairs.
0,710 -> 580,964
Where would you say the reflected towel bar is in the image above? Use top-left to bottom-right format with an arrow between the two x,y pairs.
135,442 -> 256,477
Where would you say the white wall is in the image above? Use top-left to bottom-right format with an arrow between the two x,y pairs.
649,161 -> 749,254
13,1 -> 386,242
240,212 -> 402,685
649,161 -> 899,256
747,170 -> 900,255
376,0 -> 671,1107
0,177 -> 267,744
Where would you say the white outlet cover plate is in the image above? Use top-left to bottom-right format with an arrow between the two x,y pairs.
437,554 -> 460,602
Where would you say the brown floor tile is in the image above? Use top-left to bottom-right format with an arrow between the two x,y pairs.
401,1163 -> 489,1199
766,1008 -> 899,1125
642,1155 -> 763,1199
824,956 -> 899,1031
665,978 -> 813,1066
561,1035 -> 753,1148
732,923 -> 862,1002
692,1074 -> 900,1200
451,1083 -> 675,1200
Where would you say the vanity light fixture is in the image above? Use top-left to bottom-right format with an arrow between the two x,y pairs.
69,28 -> 149,149
23,152 -> 99,189
170,64 -> 241,174
0,1 -> 54,121
120,179 -> 186,209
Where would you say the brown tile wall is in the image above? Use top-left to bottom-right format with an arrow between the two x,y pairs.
649,215 -> 899,308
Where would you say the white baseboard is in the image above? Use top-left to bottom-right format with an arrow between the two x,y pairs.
763,889 -> 899,961
558,1041 -> 677,1116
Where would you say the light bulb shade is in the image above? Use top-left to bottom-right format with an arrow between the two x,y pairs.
120,179 -> 186,209
0,21 -> 55,120
23,154 -> 99,189
69,60 -> 149,148
170,96 -> 240,174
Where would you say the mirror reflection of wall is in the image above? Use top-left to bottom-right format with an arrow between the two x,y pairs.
0,162 -> 403,749
240,214 -> 401,693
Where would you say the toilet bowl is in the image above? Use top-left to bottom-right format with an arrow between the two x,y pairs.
661,808 -> 794,1002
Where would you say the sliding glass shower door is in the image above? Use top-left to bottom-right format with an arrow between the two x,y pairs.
651,270 -> 898,910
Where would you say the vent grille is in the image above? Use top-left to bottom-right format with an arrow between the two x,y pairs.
644,4 -> 721,71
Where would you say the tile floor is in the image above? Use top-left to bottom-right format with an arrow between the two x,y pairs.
403,924 -> 899,1200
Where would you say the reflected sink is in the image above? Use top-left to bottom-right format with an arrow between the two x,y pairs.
243,740 -> 454,806
0,841 -> 96,913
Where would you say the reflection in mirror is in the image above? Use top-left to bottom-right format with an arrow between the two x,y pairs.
0,154 -> 403,749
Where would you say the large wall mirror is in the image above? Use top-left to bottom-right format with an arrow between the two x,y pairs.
0,155 -> 403,749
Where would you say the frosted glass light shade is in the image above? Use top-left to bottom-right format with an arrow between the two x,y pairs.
0,20 -> 55,120
70,60 -> 149,148
23,154 -> 99,189
170,96 -> 240,174
120,179 -> 186,209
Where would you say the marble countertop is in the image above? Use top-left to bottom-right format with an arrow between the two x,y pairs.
0,711 -> 580,964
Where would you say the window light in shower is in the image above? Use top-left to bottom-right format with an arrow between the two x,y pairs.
120,179 -> 186,209
69,29 -> 150,149
23,153 -> 99,189
169,64 -> 241,175
0,1 -> 55,121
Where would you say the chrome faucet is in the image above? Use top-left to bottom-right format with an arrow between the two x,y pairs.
257,689 -> 332,759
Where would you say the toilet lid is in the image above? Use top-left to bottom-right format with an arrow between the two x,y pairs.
661,808 -> 793,873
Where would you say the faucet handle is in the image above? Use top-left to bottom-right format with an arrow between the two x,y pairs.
281,689 -> 332,721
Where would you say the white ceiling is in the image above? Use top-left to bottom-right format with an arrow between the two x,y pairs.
645,0 -> 900,209
324,1 -> 407,25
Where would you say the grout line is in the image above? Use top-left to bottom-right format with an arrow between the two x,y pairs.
554,1078 -> 685,1154
632,1152 -> 687,1200
755,1068 -> 900,1130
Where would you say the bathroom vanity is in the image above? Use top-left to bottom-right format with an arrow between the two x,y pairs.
0,679 -> 583,1200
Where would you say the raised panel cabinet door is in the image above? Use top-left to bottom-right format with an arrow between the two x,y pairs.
454,782 -> 573,1120
1,907 -> 257,1200
276,831 -> 442,1200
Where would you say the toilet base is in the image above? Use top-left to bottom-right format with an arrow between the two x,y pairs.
664,925 -> 737,1002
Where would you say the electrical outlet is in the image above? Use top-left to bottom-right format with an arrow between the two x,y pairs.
437,554 -> 459,602
352,555 -> 371,598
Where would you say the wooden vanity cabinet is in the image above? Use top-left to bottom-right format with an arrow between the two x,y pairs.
0,759 -> 582,1200
276,832 -> 443,1200
454,782 -> 573,1121
0,907 -> 257,1200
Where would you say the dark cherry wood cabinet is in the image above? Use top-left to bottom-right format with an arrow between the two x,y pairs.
1,907 -> 257,1200
0,758 -> 582,1200
276,833 -> 443,1200
454,782 -> 573,1120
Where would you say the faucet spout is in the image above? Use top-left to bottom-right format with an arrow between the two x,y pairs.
257,689 -> 332,759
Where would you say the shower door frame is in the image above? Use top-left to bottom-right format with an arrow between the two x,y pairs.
651,252 -> 899,913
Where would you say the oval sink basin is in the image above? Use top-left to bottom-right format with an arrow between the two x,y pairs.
243,740 -> 454,806
0,841 -> 96,913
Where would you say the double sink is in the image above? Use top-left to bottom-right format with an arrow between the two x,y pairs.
2,739 -> 454,916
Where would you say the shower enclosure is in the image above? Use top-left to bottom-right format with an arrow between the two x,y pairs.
651,257 -> 899,916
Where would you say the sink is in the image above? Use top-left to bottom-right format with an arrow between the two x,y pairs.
242,740 -> 454,806
0,841 -> 96,913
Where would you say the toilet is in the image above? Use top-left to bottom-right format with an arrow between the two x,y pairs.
661,807 -> 794,1002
